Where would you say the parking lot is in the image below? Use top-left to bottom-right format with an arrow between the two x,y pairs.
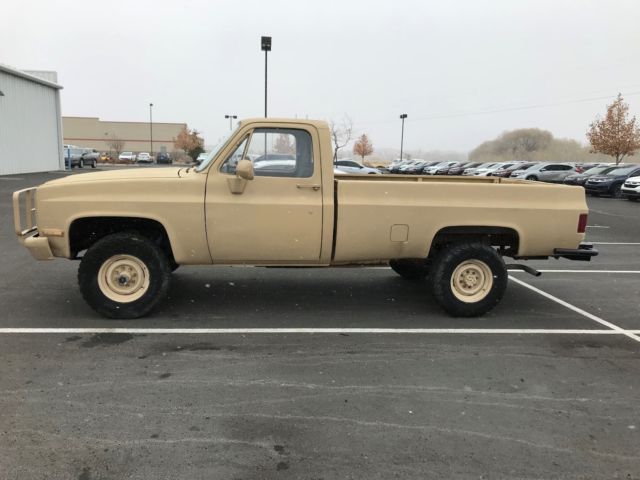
1,170 -> 639,479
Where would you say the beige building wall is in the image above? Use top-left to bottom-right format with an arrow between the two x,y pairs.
62,117 -> 189,155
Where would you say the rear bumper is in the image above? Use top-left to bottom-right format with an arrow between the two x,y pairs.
553,243 -> 598,261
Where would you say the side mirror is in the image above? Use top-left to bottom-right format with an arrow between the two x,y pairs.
236,159 -> 254,180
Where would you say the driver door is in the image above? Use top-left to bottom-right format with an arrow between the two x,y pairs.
205,126 -> 324,264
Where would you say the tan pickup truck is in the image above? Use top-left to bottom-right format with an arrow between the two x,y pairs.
13,118 -> 596,319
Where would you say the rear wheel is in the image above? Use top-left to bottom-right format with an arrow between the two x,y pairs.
389,259 -> 430,282
79,159 -> 84,169
78,233 -> 171,319
429,242 -> 507,317
91,160 -> 97,168
525,175 -> 538,181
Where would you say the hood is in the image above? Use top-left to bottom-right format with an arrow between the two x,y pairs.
44,167 -> 184,186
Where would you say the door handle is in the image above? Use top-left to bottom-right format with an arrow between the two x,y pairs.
296,184 -> 321,191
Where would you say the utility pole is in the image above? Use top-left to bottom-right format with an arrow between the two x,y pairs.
399,113 -> 408,161
149,103 -> 154,159
224,114 -> 238,131
261,36 -> 271,118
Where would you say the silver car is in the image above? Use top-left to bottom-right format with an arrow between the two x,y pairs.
511,163 -> 577,183
335,159 -> 381,174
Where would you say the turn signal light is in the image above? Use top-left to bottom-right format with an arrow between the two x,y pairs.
577,214 -> 588,233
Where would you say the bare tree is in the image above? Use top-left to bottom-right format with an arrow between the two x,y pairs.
587,93 -> 640,165
330,115 -> 353,163
107,134 -> 125,159
273,134 -> 295,154
353,134 -> 374,163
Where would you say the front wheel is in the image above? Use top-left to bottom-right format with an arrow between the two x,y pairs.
429,243 -> 507,317
78,233 -> 171,319
611,184 -> 622,198
525,175 -> 538,181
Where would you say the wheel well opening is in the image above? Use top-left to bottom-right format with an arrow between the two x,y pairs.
429,226 -> 519,258
69,217 -> 174,262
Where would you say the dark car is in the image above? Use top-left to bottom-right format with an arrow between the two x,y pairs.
584,165 -> 640,197
491,162 -> 535,178
447,162 -> 480,175
404,161 -> 430,174
156,152 -> 172,164
564,165 -> 617,187
429,161 -> 467,175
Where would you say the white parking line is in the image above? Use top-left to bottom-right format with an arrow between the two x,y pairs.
592,242 -> 640,245
510,270 -> 640,274
0,327 -> 635,335
509,276 -> 640,343
586,225 -> 610,229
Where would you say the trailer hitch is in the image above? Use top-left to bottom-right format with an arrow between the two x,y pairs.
505,264 -> 542,277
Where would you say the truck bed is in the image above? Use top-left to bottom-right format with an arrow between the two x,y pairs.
332,175 -> 587,262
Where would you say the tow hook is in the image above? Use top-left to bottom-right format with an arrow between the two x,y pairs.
506,264 -> 542,277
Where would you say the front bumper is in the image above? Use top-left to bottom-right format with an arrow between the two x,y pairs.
621,186 -> 640,198
553,243 -> 598,261
584,182 -> 613,194
13,187 -> 55,260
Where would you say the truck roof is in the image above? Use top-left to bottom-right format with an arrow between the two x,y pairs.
239,118 -> 329,129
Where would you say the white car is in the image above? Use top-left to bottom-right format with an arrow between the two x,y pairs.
423,161 -> 459,175
621,175 -> 640,201
475,162 -> 523,176
118,151 -> 136,162
462,162 -> 496,176
136,152 -> 153,163
334,159 -> 381,174
196,152 -> 208,164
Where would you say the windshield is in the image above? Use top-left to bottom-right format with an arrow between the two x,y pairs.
582,166 -> 611,175
195,128 -> 237,172
607,165 -> 639,176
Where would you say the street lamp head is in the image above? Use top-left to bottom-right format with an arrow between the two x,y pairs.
400,114 -> 408,119
261,36 -> 272,51
0,90 -> 4,96
150,103 -> 153,107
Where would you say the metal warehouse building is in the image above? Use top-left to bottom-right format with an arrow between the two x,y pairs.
0,65 -> 64,175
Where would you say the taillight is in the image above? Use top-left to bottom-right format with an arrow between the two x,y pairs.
577,213 -> 588,233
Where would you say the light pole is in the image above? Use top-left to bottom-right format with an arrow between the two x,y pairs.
399,113 -> 408,161
261,36 -> 271,118
224,114 -> 237,131
149,103 -> 154,158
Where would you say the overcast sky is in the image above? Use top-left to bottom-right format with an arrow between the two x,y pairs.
3,0 -> 640,153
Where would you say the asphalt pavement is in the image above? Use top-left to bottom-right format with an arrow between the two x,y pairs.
1,169 -> 639,480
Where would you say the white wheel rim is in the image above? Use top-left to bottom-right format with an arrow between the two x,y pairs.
450,260 -> 493,303
97,254 -> 150,303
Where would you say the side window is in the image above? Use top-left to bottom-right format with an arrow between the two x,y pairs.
220,136 -> 248,174
248,128 -> 313,178
559,165 -> 572,171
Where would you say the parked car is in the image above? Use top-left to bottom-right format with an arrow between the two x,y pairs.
462,162 -> 496,176
335,159 -> 381,174
405,161 -> 432,174
563,165 -> 619,187
428,161 -> 468,175
119,152 -> 136,162
448,162 -> 481,175
81,149 -> 99,168
195,152 -> 208,165
422,161 -> 459,175
64,147 -> 84,168
621,175 -> 640,201
584,165 -> 640,197
99,153 -> 112,163
136,152 -> 153,163
156,152 -> 172,164
511,163 -> 577,183
491,162 -> 535,178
